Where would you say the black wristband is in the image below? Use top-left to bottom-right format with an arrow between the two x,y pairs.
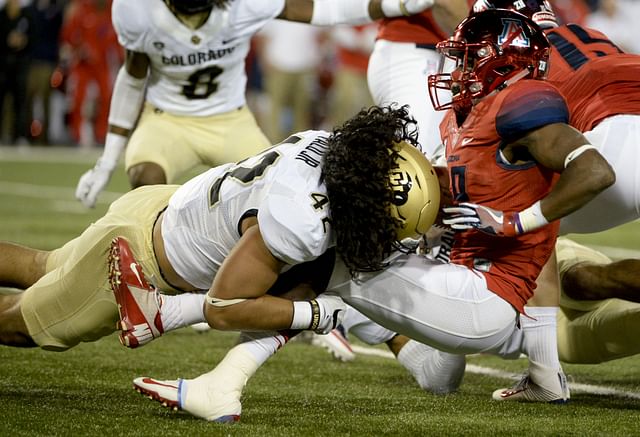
309,299 -> 321,331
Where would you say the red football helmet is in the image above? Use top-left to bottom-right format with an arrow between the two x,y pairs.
471,0 -> 559,29
428,9 -> 551,114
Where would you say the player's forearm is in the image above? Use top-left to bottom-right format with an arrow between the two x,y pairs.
284,0 -> 435,25
204,294 -> 297,331
539,151 -> 615,223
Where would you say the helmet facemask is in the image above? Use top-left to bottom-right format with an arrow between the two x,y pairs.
428,10 -> 551,115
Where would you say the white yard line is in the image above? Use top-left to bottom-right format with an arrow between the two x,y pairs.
0,181 -> 123,205
352,345 -> 640,400
0,145 -> 101,164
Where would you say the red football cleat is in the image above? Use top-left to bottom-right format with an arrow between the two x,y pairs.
108,237 -> 164,348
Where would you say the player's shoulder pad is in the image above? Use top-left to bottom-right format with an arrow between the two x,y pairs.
496,80 -> 569,142
258,183 -> 331,266
112,0 -> 149,50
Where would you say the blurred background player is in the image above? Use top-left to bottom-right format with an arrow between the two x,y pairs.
367,0 -> 469,158
74,0 -> 439,208
59,0 -> 120,148
0,0 -> 35,145
256,20 -> 325,142
25,0 -> 65,145
326,24 -> 377,127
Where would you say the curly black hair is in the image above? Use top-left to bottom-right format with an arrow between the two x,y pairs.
322,105 -> 420,276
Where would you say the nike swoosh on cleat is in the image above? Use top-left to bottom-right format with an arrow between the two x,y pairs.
142,378 -> 178,389
130,262 -> 143,284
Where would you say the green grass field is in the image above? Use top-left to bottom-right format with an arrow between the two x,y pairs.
1,147 -> 639,436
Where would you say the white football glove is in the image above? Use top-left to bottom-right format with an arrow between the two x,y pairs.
75,132 -> 126,208
313,293 -> 346,335
381,0 -> 435,17
75,159 -> 115,208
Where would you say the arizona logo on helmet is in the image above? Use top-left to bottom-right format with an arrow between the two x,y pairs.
498,18 -> 530,48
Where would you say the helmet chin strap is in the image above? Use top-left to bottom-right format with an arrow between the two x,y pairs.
485,67 -> 531,99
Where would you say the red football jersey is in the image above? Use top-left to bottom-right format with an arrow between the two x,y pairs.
441,80 -> 565,313
546,24 -> 640,132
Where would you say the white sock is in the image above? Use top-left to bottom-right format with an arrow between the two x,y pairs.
396,340 -> 466,394
160,293 -> 206,332
521,306 -> 560,369
237,331 -> 289,366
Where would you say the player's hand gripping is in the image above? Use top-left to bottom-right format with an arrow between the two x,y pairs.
311,293 -> 346,335
75,158 -> 115,208
443,203 -> 522,237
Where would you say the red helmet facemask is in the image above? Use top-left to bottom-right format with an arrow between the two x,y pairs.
428,9 -> 551,115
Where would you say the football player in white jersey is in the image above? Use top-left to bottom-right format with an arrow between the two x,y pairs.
74,0 -> 441,208
0,105 -> 440,413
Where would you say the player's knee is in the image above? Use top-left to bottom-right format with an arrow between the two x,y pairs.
203,305 -> 234,331
127,162 -> 167,188
0,295 -> 36,347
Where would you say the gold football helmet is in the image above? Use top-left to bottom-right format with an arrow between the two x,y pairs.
389,142 -> 441,240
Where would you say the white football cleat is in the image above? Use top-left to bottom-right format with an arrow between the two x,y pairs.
190,322 -> 212,333
133,377 -> 240,423
133,344 -> 259,423
492,360 -> 570,403
310,327 -> 356,362
133,377 -> 180,411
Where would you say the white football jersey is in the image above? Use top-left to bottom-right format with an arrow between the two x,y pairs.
112,0 -> 285,116
162,130 -> 336,290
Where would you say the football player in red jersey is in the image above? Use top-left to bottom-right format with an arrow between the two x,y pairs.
423,8 -> 614,401
472,0 -> 640,235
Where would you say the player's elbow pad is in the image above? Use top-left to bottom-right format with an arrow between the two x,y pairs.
108,66 -> 147,130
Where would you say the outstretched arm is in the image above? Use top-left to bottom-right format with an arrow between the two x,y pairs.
75,50 -> 149,208
278,0 -> 435,25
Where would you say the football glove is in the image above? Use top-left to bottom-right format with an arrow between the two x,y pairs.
443,202 -> 522,237
75,158 -> 115,208
312,293 -> 346,335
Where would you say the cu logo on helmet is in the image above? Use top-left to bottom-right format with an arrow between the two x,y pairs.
390,171 -> 413,206
498,19 -> 530,48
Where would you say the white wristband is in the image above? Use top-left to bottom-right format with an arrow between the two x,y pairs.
563,145 -> 597,169
291,301 -> 313,330
517,200 -> 549,233
310,0 -> 372,25
108,66 -> 146,130
97,132 -> 127,171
